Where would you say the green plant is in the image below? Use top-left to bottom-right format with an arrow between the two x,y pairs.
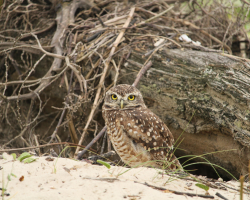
17,152 -> 37,163
97,160 -> 111,169
53,146 -> 73,173
11,153 -> 16,161
195,183 -> 210,195
180,150 -> 237,180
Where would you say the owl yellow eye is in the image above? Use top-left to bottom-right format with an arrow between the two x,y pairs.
128,95 -> 135,101
111,94 -> 117,100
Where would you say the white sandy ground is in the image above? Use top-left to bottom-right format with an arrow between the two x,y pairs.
0,153 -> 249,200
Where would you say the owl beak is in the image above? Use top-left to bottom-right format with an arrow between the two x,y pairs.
120,99 -> 124,109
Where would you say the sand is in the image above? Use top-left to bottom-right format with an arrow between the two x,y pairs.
0,153 -> 248,200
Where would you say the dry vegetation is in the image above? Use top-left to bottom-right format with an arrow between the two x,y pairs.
0,0 -> 249,163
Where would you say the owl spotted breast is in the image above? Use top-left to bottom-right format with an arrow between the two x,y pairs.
102,84 -> 182,170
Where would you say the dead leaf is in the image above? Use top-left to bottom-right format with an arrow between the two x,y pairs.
45,157 -> 54,161
19,176 -> 24,181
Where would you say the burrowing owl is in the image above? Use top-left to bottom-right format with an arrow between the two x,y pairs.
102,84 -> 182,170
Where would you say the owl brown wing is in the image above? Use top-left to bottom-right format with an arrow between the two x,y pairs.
120,107 -> 176,163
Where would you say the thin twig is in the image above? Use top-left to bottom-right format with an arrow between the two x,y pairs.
77,127 -> 107,159
133,61 -> 152,87
100,132 -> 107,154
34,134 -> 41,155
240,176 -> 244,200
136,6 -> 174,26
65,56 -> 84,93
31,33 -> 65,59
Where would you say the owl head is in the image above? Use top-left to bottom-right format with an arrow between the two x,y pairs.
103,84 -> 146,110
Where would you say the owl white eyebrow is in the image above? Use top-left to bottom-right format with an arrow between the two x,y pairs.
125,93 -> 136,96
